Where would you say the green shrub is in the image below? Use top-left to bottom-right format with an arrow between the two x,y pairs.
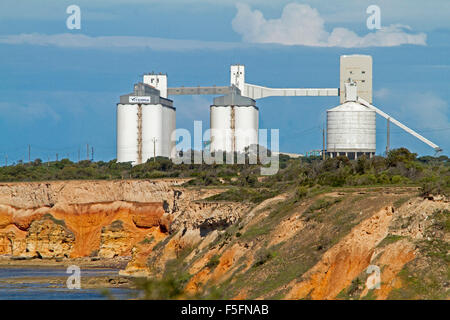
295,186 -> 309,200
420,179 -> 446,196
377,172 -> 390,184
387,148 -> 417,167
140,236 -> 154,245
133,274 -> 188,299
306,197 -> 341,213
252,248 -> 276,268
391,175 -> 407,184
205,254 -> 221,270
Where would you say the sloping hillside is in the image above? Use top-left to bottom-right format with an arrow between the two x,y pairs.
123,184 -> 448,300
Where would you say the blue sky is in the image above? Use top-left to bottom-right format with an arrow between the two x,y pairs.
0,0 -> 449,163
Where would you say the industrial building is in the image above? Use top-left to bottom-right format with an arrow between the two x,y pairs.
117,81 -> 175,165
116,55 -> 441,165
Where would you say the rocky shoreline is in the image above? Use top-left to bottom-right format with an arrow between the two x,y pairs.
0,255 -> 131,269
0,256 -> 137,293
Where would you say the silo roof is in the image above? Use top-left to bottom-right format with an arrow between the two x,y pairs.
341,54 -> 372,58
213,92 -> 256,107
118,82 -> 174,109
328,101 -> 372,112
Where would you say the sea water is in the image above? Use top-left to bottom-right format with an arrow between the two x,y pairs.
0,267 -> 136,300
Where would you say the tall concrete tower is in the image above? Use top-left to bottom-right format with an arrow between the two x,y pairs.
340,55 -> 372,103
143,73 -> 168,98
230,64 -> 245,93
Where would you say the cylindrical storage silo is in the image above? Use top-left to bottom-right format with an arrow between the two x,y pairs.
210,105 -> 233,153
210,91 -> 258,154
142,104 -> 163,161
171,107 -> 176,158
234,106 -> 259,153
327,101 -> 376,159
162,105 -> 176,158
117,82 -> 175,164
117,104 -> 139,164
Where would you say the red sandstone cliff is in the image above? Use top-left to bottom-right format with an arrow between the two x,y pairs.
0,179 -> 248,260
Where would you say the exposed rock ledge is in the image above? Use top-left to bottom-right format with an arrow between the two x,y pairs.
0,180 -> 250,262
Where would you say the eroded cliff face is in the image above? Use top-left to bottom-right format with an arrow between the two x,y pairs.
0,179 -> 185,208
0,179 -> 249,260
119,200 -> 251,277
0,201 -> 168,258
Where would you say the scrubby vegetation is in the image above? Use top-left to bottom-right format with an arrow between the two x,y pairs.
261,148 -> 449,194
208,148 -> 449,202
1,149 -> 448,202
0,148 -> 448,196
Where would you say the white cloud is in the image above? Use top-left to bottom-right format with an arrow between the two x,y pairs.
0,3 -> 427,50
0,33 -> 244,51
373,88 -> 391,100
232,3 -> 427,47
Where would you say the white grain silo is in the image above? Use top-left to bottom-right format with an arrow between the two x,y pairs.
163,106 -> 176,158
210,105 -> 232,152
117,104 -> 139,164
117,82 -> 176,165
235,105 -> 259,152
327,82 -> 375,159
142,104 -> 176,159
210,90 -> 258,154
142,104 -> 163,161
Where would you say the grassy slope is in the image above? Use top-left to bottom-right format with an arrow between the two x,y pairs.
138,186 -> 442,300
